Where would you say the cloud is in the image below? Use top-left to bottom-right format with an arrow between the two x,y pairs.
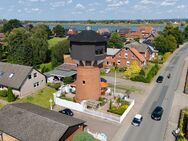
161,0 -> 178,6
75,3 -> 85,9
140,0 -> 156,4
31,8 -> 40,11
106,0 -> 129,7
50,0 -> 72,8
177,5 -> 185,9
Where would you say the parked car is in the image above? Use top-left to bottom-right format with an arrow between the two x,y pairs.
156,76 -> 164,83
59,108 -> 74,116
151,106 -> 163,120
132,114 -> 143,126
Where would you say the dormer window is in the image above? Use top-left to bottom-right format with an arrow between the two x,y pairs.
34,73 -> 37,78
28,75 -> 32,79
9,73 -> 14,78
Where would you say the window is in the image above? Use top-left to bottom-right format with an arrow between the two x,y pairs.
127,61 -> 130,64
117,60 -> 121,65
83,81 -> 86,85
107,61 -> 109,65
9,73 -> 14,78
34,73 -> 37,78
34,82 -> 39,88
95,49 -> 103,55
125,53 -> 128,58
132,55 -> 135,59
28,75 -> 32,79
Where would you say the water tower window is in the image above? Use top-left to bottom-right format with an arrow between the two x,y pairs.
83,81 -> 86,85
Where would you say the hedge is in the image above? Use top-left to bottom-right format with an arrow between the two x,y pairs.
47,83 -> 61,90
0,90 -> 8,97
131,64 -> 159,83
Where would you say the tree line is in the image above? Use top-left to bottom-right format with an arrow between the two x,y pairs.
0,19 -> 69,68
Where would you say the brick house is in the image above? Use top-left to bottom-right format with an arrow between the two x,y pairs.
104,47 -> 146,68
118,28 -> 131,38
137,26 -> 154,38
0,103 -> 86,141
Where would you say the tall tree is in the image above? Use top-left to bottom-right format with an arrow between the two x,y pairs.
183,25 -> 188,40
7,87 -> 16,102
52,25 -> 65,37
31,25 -> 48,65
3,19 -> 22,33
7,28 -> 33,65
163,23 -> 183,45
124,61 -> 141,78
108,32 -> 123,48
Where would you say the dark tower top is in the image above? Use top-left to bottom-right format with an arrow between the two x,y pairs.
69,30 -> 107,63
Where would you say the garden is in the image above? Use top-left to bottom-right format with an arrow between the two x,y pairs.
178,108 -> 188,141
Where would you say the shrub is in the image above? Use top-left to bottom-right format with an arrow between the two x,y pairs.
63,77 -> 74,85
7,87 -> 16,102
47,83 -> 61,90
0,90 -> 8,97
162,52 -> 172,63
108,104 -> 129,115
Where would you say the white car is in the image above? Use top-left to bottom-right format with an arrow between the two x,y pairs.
132,114 -> 143,126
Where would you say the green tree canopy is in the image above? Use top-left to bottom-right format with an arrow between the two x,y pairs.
183,25 -> 188,40
31,25 -> 48,65
73,132 -> 95,141
3,19 -> 22,33
108,32 -> 123,48
124,61 -> 141,78
51,40 -> 70,67
163,23 -> 183,45
52,25 -> 65,37
153,33 -> 177,54
7,27 -> 33,65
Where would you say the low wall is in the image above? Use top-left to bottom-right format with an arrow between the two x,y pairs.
54,93 -> 135,123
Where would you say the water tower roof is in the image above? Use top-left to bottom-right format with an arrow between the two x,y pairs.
70,30 -> 107,43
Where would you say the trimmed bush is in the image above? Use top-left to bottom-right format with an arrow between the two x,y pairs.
7,87 -> 16,102
47,83 -> 61,90
63,77 -> 74,85
0,90 -> 8,97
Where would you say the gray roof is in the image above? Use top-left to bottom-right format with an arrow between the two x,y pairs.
0,62 -> 32,90
45,70 -> 76,78
56,63 -> 77,71
125,42 -> 148,53
0,103 -> 85,141
107,48 -> 121,56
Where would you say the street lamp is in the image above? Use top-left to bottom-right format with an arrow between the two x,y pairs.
49,98 -> 53,110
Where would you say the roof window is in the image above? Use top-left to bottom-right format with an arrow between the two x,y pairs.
9,73 -> 14,78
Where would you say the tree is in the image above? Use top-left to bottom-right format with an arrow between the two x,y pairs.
124,61 -> 141,78
153,34 -> 177,54
52,25 -> 65,37
7,28 -> 33,65
73,132 -> 95,141
3,19 -> 22,33
7,87 -> 16,102
163,23 -> 183,45
183,25 -> 188,40
108,32 -> 123,48
31,25 -> 48,66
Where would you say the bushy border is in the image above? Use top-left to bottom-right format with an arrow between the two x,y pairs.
131,64 -> 159,83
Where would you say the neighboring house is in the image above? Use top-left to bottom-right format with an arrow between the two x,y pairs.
126,31 -> 142,39
125,41 -> 157,61
104,47 -> 146,68
137,26 -> 154,38
118,28 -> 131,38
0,62 -> 46,97
0,103 -> 86,141
97,28 -> 111,38
67,28 -> 78,37
45,63 -> 77,83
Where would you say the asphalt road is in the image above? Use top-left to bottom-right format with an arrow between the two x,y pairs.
122,44 -> 188,141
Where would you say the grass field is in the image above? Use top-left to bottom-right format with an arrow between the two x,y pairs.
48,37 -> 67,48
16,87 -> 56,109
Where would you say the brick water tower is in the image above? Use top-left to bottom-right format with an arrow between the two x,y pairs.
70,27 -> 107,102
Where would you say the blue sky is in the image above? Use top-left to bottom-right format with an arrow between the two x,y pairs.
0,0 -> 187,20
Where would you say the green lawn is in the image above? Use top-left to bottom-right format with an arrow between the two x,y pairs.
16,87 -> 56,109
48,37 -> 67,48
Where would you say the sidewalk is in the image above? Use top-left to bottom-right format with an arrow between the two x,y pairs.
164,57 -> 188,141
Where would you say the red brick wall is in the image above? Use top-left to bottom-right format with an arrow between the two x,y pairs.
65,126 -> 84,141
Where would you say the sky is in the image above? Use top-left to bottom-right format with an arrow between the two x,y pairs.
0,0 -> 187,21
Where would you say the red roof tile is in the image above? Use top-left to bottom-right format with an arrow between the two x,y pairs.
129,48 -> 145,62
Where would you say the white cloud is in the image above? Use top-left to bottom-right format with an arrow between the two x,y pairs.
75,3 -> 85,9
161,0 -> 178,6
106,0 -> 129,7
177,5 -> 185,9
50,0 -> 72,8
31,8 -> 40,11
140,0 -> 156,4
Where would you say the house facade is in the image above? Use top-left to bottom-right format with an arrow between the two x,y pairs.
0,62 -> 46,97
104,47 -> 146,68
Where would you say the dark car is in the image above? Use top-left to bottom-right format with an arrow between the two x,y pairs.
151,106 -> 164,121
156,76 -> 164,83
59,108 -> 74,116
